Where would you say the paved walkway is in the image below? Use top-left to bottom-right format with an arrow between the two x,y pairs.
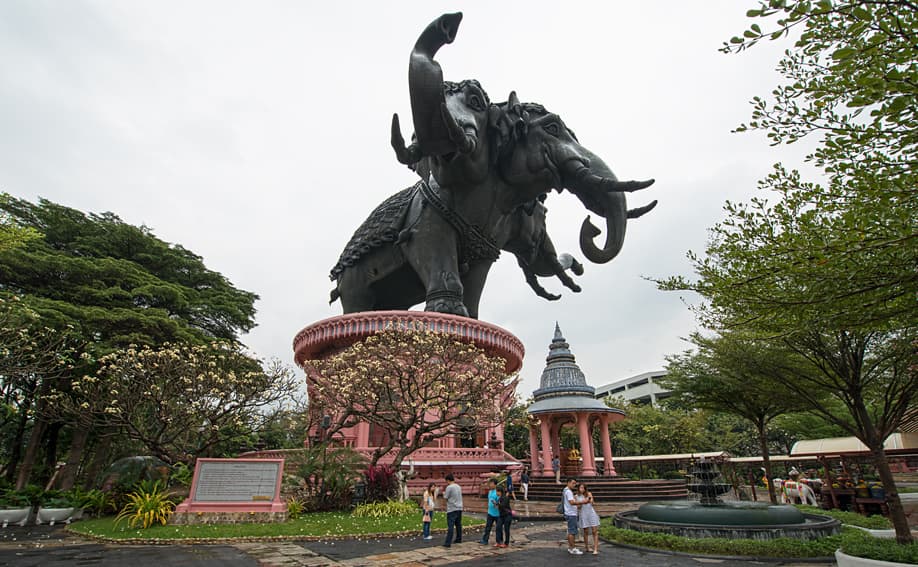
0,522 -> 835,566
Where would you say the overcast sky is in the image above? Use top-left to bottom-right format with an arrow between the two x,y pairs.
0,1 -> 811,398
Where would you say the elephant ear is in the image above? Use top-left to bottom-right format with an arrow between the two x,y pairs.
488,104 -> 513,165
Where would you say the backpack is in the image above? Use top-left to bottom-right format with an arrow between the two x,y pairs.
556,491 -> 565,514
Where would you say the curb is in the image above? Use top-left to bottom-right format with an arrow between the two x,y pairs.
601,539 -> 835,563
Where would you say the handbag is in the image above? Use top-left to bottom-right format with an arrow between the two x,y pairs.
423,511 -> 431,523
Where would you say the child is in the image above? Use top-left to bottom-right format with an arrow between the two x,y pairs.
495,486 -> 512,548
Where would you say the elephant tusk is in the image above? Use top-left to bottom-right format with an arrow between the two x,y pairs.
627,200 -> 658,219
564,162 -> 655,193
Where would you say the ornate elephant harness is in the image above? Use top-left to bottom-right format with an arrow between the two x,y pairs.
330,179 -> 501,283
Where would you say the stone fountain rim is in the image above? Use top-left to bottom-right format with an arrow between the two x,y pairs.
614,509 -> 842,531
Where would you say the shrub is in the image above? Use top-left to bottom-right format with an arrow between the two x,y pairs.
286,497 -> 305,520
352,500 -> 418,518
170,462 -> 194,487
364,465 -> 398,503
115,480 -> 175,528
0,490 -> 31,509
841,537 -> 918,564
599,524 -> 876,558
794,505 -> 891,530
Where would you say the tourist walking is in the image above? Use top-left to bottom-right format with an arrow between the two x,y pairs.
421,483 -> 436,540
552,455 -> 561,484
520,468 -> 530,501
479,478 -> 499,545
505,470 -> 516,500
577,482 -> 601,555
495,486 -> 512,548
562,477 -> 584,555
443,474 -> 463,548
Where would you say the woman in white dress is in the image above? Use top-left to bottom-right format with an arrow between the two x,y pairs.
577,482 -> 601,555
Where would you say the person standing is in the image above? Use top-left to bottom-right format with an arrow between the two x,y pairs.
562,477 -> 583,555
520,468 -> 530,501
577,482 -> 601,555
552,455 -> 561,484
479,478 -> 499,545
421,483 -> 437,541
495,485 -> 512,548
443,474 -> 463,548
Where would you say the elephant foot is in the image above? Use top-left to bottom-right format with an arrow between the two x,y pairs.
425,291 -> 469,317
425,271 -> 469,317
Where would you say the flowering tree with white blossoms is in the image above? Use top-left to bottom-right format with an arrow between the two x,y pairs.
305,328 -> 514,468
54,342 -> 297,464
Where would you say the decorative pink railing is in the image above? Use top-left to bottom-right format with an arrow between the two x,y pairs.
292,311 -> 524,372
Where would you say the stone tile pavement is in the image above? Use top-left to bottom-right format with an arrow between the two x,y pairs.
0,521 -> 837,566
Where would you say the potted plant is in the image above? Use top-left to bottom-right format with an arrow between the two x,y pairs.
0,492 -> 32,528
36,493 -> 76,526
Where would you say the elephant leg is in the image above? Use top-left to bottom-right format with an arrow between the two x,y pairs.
401,210 -> 468,317
460,262 -> 493,319
337,270 -> 378,314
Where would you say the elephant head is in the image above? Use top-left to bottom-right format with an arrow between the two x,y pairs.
498,101 -> 657,264
391,12 -> 509,187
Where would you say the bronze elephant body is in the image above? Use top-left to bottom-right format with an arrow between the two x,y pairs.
329,13 -> 655,318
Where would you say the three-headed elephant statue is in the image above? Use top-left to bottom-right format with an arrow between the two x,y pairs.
329,12 -> 656,318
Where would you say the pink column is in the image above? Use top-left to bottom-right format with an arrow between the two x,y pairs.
578,414 -> 596,476
540,418 -> 553,477
528,426 -> 540,473
600,415 -> 616,476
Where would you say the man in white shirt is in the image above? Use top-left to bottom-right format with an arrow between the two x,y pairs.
562,477 -> 583,555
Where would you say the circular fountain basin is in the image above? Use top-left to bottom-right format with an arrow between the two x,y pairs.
615,501 -> 840,540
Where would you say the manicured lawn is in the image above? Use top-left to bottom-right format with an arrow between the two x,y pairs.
69,512 -> 483,541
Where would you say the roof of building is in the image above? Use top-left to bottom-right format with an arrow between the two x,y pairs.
528,323 -> 623,415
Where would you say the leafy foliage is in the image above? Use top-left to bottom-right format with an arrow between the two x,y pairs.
306,328 -> 513,468
49,342 -> 297,464
795,505 -> 891,529
285,446 -> 368,512
600,523 -> 872,558
352,499 -> 419,518
114,480 -> 175,529
0,195 -> 258,346
364,465 -> 398,503
658,0 -> 917,544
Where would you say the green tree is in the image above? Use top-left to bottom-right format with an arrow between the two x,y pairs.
660,1 -> 917,542
606,398 -> 710,459
50,342 -> 297,465
0,196 -> 259,488
306,328 -> 512,469
501,400 -> 532,462
664,332 -> 817,503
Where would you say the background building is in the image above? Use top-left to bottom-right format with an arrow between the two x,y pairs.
594,370 -> 671,405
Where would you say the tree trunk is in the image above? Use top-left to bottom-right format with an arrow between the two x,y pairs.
870,443 -> 913,544
40,421 -> 63,486
16,417 -> 47,489
757,423 -> 778,504
82,434 -> 112,490
56,426 -> 90,490
4,400 -> 31,483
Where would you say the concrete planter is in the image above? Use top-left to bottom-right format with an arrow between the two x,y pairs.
36,507 -> 75,525
846,524 -> 896,539
835,549 -> 914,567
0,507 -> 31,527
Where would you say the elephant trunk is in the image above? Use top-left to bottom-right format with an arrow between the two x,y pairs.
563,152 -> 629,264
409,12 -> 463,156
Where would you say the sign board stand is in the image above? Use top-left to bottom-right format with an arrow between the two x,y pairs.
173,458 -> 286,524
